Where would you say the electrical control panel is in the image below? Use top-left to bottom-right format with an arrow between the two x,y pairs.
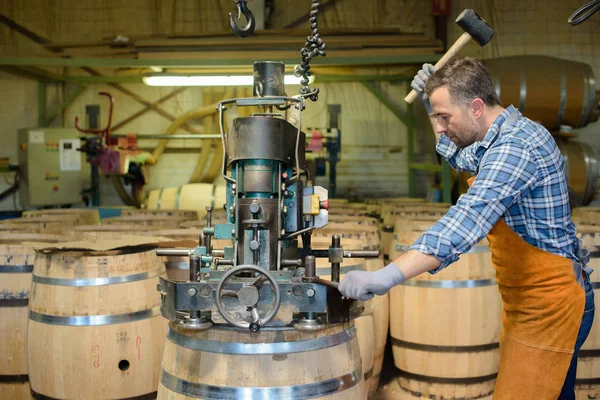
17,128 -> 84,206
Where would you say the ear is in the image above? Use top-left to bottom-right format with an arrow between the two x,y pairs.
471,98 -> 485,119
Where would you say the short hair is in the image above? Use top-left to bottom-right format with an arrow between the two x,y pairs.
425,57 -> 501,108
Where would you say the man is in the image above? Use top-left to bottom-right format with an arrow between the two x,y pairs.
339,57 -> 594,399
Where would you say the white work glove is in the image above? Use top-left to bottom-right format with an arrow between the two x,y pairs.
338,262 -> 405,301
410,63 -> 436,115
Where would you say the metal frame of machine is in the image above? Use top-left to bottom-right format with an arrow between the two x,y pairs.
157,61 -> 378,333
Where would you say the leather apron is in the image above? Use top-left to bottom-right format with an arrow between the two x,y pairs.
465,110 -> 585,399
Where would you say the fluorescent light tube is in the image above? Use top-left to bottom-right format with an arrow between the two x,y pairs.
143,74 -> 313,87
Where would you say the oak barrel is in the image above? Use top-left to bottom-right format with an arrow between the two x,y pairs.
22,208 -> 100,225
27,246 -> 168,399
0,233 -> 58,400
485,55 -> 597,130
146,183 -> 227,215
314,222 -> 388,395
557,139 -> 599,206
309,235 -> 375,384
102,215 -> 188,229
157,322 -> 366,399
389,223 -> 501,399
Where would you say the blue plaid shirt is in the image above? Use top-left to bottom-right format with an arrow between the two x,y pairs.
410,105 -> 584,274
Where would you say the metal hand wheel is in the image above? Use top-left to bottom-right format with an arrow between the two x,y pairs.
215,265 -> 281,331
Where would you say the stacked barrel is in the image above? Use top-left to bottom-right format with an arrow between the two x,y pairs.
0,207 -> 202,399
325,200 -> 389,397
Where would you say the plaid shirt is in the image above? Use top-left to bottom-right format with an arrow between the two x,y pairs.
410,105 -> 585,274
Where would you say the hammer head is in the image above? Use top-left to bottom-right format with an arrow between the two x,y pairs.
456,9 -> 494,46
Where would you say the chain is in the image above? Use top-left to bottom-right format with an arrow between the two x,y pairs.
294,0 -> 327,101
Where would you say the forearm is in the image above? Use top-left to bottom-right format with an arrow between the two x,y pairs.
428,114 -> 443,144
392,250 -> 441,280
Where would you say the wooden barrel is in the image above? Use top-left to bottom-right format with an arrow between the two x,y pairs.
575,224 -> 600,398
71,224 -> 162,241
146,183 -> 227,215
383,206 -> 448,260
556,139 -> 599,206
120,209 -> 198,220
314,222 -> 388,396
1,215 -> 81,234
485,55 -> 597,130
27,246 -> 168,399
22,209 -> 101,225
0,233 -> 59,400
308,235 -> 375,387
103,215 -> 188,229
327,202 -> 371,216
389,225 -> 502,399
365,197 -> 428,218
328,214 -> 378,226
158,322 -> 366,399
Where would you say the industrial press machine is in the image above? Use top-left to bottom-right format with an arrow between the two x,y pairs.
157,61 -> 378,332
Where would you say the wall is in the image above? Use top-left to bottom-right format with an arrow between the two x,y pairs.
2,0 -> 600,208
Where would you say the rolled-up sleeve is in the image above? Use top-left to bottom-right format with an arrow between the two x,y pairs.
410,137 -> 539,273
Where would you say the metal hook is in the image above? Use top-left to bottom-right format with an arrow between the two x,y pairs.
229,0 -> 255,38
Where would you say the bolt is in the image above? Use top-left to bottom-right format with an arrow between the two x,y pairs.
199,285 -> 212,297
283,206 -> 288,214
188,287 -> 198,297
306,288 -> 316,298
249,203 -> 261,214
250,240 -> 260,251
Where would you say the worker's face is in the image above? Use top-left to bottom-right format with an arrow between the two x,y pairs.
429,87 -> 480,149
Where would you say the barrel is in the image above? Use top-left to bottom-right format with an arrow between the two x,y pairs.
308,234 -> 375,389
146,183 -> 227,215
1,215 -> 82,234
158,322 -> 366,399
365,197 -> 428,218
22,208 -> 101,225
0,233 -> 59,399
120,209 -> 198,220
27,246 -> 168,399
327,202 -> 371,216
72,224 -> 161,241
327,214 -> 378,226
485,55 -> 597,130
575,224 -> 600,398
103,215 -> 188,229
389,225 -> 502,399
314,222 -> 388,396
383,205 -> 449,260
556,139 -> 599,206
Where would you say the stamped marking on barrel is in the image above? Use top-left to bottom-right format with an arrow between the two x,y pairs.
116,331 -> 130,345
91,344 -> 100,368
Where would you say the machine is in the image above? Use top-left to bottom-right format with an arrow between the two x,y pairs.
17,128 -> 85,206
157,61 -> 378,332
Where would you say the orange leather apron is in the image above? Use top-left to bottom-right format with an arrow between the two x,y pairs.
466,176 -> 584,399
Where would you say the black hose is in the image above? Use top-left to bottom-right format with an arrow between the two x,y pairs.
568,0 -> 600,25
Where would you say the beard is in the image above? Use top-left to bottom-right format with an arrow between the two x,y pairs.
447,114 -> 479,148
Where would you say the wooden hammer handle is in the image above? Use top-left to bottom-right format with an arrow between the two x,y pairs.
404,32 -> 473,104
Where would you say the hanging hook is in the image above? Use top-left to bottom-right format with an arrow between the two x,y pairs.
229,0 -> 255,38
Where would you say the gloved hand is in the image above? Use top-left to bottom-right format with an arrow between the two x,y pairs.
410,63 -> 436,115
338,262 -> 405,301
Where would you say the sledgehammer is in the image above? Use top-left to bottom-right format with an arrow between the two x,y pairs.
404,9 -> 495,104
